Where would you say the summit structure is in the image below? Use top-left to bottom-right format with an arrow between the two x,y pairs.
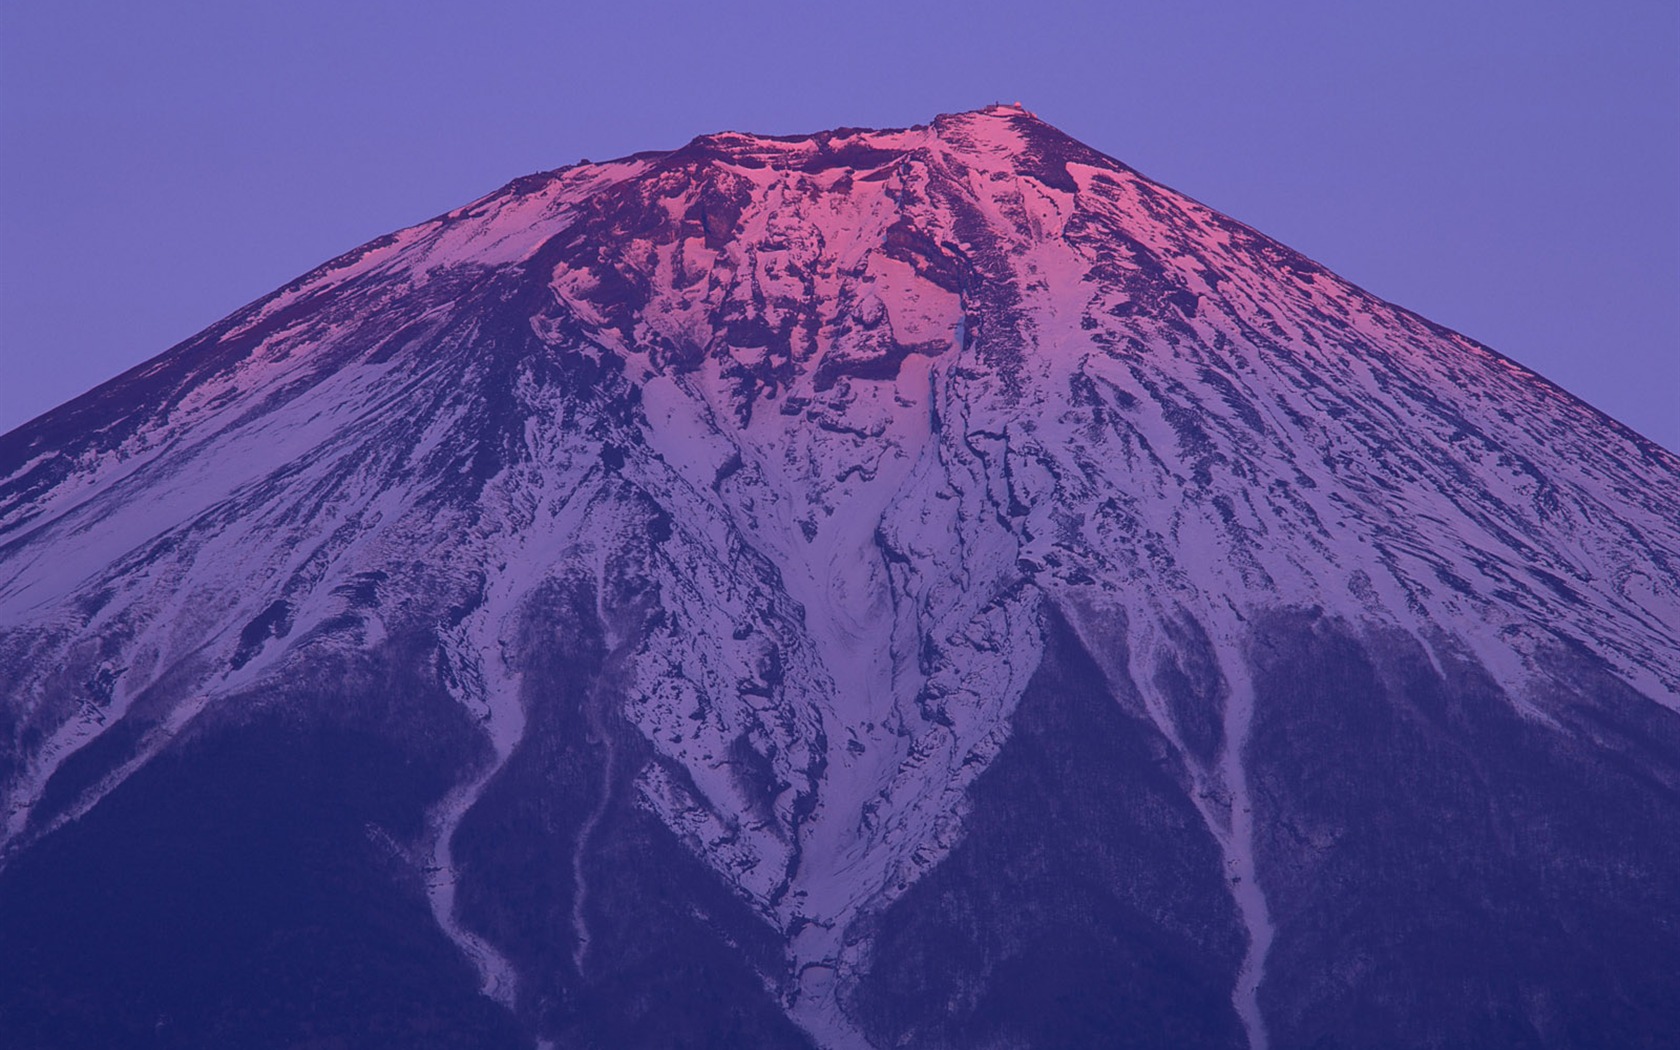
3,107 -> 1678,1049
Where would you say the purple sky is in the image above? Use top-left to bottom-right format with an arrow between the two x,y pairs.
3,1 -> 1676,450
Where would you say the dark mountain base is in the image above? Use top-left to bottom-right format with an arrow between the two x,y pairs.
450,575 -> 814,1049
1248,610 -> 1680,1050
0,642 -> 520,1049
0,600 -> 815,1050
846,610 -> 1249,1049
4,607 -> 1679,1050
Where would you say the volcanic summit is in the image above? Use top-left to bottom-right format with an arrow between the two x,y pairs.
3,105 -> 1678,1048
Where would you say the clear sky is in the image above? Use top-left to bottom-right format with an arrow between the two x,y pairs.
3,1 -> 1676,449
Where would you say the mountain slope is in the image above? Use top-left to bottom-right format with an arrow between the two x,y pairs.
3,104 -> 1678,1049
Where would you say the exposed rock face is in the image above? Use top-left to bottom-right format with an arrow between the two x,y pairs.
2,104 -> 1677,1049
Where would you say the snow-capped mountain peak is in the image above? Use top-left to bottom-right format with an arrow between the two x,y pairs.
3,108 -> 1678,1049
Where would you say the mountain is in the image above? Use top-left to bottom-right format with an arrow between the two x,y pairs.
2,104 -> 1677,1049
